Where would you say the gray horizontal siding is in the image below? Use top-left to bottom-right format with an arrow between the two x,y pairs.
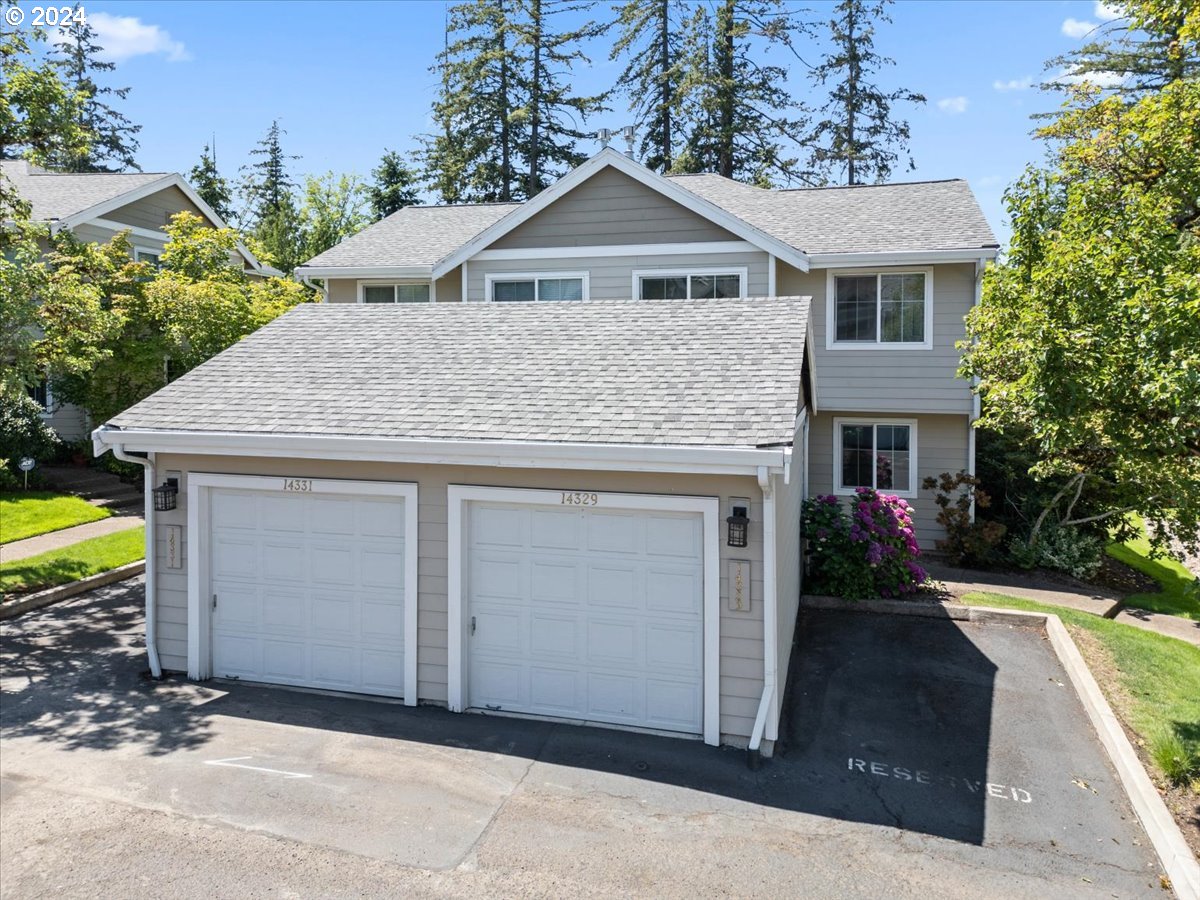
151,454 -> 770,741
468,251 -> 770,302
325,267 -> 461,304
493,167 -> 738,248
807,411 -> 970,547
781,262 -> 975,414
104,185 -> 205,232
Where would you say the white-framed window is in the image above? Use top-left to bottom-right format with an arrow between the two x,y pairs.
833,418 -> 918,497
134,247 -> 162,268
632,266 -> 748,300
358,282 -> 433,304
485,271 -> 589,302
825,269 -> 933,350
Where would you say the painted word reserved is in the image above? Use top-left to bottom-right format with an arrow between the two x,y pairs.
848,757 -> 1033,804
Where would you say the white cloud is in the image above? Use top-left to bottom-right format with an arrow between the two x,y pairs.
937,96 -> 969,114
1057,66 -> 1126,88
1062,17 -> 1098,39
1094,1 -> 1123,21
89,12 -> 190,63
993,76 -> 1034,92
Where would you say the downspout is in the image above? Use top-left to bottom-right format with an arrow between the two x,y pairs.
109,443 -> 163,679
301,275 -> 327,303
747,465 -> 777,768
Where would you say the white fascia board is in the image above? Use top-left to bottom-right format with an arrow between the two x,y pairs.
294,265 -> 434,280
471,240 -> 758,261
432,148 -> 810,278
92,426 -> 789,477
807,247 -> 1001,268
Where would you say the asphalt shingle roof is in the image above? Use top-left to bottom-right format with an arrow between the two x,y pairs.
1,160 -> 171,223
301,202 -> 520,268
666,174 -> 999,255
107,297 -> 810,448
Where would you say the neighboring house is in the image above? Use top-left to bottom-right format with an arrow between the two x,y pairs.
91,148 -> 997,755
2,159 -> 276,440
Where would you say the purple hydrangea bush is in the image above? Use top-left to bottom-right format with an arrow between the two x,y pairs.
802,488 -> 928,600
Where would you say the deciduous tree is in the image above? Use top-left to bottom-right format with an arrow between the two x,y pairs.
299,171 -> 369,260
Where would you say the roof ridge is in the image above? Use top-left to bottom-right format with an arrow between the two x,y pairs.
773,178 -> 967,193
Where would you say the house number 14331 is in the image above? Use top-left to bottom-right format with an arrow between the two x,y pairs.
283,478 -> 313,492
561,491 -> 599,506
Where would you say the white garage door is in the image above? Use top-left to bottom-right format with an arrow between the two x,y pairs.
209,487 -> 408,697
467,501 -> 705,734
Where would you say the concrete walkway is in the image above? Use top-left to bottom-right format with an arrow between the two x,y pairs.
925,561 -> 1200,648
0,514 -> 143,564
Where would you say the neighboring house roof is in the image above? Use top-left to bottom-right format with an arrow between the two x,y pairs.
301,201 -> 520,270
294,149 -> 998,277
1,160 -> 168,222
105,296 -> 810,449
668,174 -> 999,257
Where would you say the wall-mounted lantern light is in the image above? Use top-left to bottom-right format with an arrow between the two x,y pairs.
153,477 -> 179,512
726,503 -> 749,548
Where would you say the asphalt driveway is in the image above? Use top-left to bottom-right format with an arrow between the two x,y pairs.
0,582 -> 1166,898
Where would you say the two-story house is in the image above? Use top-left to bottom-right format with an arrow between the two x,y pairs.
91,148 -> 997,757
2,159 -> 276,439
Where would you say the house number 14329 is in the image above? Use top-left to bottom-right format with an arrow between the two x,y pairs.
561,491 -> 599,506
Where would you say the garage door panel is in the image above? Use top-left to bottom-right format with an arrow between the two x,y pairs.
474,505 -> 528,547
468,500 -> 704,736
530,508 -> 581,549
586,564 -> 639,609
210,487 -> 407,699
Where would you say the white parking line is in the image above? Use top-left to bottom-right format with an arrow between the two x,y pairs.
204,757 -> 313,779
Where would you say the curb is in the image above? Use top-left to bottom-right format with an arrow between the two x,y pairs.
0,561 -> 145,620
800,594 -> 1200,899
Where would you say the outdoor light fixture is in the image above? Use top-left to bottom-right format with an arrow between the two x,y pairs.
726,503 -> 749,548
153,477 -> 179,512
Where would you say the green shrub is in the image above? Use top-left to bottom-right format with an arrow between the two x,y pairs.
923,470 -> 1007,567
0,391 -> 60,476
1009,521 -> 1104,579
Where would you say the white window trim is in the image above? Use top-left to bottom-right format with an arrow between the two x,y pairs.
133,246 -> 162,264
631,266 -> 749,300
356,280 -> 434,304
825,268 -> 934,351
484,271 -> 590,302
446,484 -> 721,746
185,473 -> 420,705
832,417 -> 919,498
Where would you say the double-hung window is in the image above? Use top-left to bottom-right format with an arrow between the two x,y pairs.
828,270 -> 932,348
134,247 -> 162,268
360,283 -> 432,303
634,267 -> 746,300
834,419 -> 917,497
487,272 -> 588,302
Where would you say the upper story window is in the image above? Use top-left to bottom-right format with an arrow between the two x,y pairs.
634,267 -> 747,300
134,247 -> 162,268
834,418 -> 917,497
827,270 -> 932,350
487,272 -> 588,302
360,283 -> 431,303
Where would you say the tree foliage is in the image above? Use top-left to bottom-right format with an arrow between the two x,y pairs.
189,143 -> 234,222
368,149 -> 421,220
804,0 -> 925,185
240,121 -> 304,272
962,63 -> 1200,554
299,171 -> 370,260
49,8 -> 141,171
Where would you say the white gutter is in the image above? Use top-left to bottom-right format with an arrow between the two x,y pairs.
106,443 -> 162,679
807,247 -> 1001,268
91,426 -> 790,478
293,265 -> 433,280
748,465 -> 778,765
300,274 -> 327,302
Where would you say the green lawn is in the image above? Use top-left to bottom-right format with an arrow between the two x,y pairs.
1106,515 -> 1200,622
0,526 -> 145,595
0,491 -> 111,544
961,592 -> 1200,790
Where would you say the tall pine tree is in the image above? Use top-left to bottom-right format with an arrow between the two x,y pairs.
189,143 -> 233,223
240,121 -> 303,273
368,149 -> 421,220
608,0 -> 688,173
804,0 -> 925,185
674,0 -> 812,186
50,6 -> 141,172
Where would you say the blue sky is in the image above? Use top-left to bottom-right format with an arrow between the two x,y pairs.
22,0 -> 1121,242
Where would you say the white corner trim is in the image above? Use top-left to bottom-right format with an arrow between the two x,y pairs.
445,484 -> 722,746
185,473 -> 421,706
483,270 -> 591,302
471,240 -> 758,262
355,280 -> 434,304
460,260 -> 468,302
809,248 -> 999,267
832,417 -> 919,498
768,254 -> 777,297
825,268 -> 934,351
630,266 -> 749,300
432,147 -> 810,279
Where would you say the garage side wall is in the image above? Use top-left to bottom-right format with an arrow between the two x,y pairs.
772,432 -> 804,732
150,455 -> 769,741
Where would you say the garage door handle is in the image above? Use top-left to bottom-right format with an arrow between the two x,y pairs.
470,616 -> 476,636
